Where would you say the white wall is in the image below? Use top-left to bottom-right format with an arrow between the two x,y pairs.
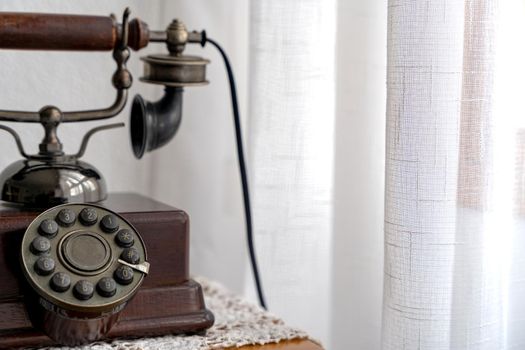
0,0 -> 250,294
151,0 -> 250,294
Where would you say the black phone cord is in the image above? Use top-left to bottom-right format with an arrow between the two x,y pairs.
205,37 -> 267,310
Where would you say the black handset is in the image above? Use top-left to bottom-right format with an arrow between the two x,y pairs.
20,203 -> 149,345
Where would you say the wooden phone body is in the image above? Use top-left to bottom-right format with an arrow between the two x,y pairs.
0,193 -> 213,348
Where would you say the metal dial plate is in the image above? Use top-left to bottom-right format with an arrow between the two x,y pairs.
20,203 -> 149,313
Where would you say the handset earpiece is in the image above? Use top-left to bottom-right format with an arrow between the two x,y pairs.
129,20 -> 208,158
130,87 -> 183,159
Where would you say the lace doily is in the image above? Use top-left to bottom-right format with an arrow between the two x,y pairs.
37,277 -> 312,350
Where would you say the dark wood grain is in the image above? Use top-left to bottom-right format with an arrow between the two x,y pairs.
0,13 -> 150,51
0,193 -> 190,300
0,282 -> 214,348
0,13 -> 117,51
228,340 -> 323,350
128,18 -> 150,51
0,193 -> 212,348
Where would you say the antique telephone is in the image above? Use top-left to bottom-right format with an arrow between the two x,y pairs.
0,8 -> 265,347
0,9 -> 209,205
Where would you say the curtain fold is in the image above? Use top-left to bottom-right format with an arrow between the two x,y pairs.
248,0 -> 336,345
382,1 -> 465,348
383,0 -> 525,348
450,1 -> 500,348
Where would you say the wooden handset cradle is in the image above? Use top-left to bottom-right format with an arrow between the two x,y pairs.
0,9 -> 213,347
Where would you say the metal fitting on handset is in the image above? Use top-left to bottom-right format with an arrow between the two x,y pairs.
130,18 -> 209,158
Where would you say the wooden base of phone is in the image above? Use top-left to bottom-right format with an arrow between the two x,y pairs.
0,193 -> 213,348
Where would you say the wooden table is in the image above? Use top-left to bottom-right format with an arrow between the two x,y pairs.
234,339 -> 322,350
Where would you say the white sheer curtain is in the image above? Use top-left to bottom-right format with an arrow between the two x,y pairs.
248,1 -> 386,349
248,0 -> 335,344
383,0 -> 525,349
250,0 -> 525,349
